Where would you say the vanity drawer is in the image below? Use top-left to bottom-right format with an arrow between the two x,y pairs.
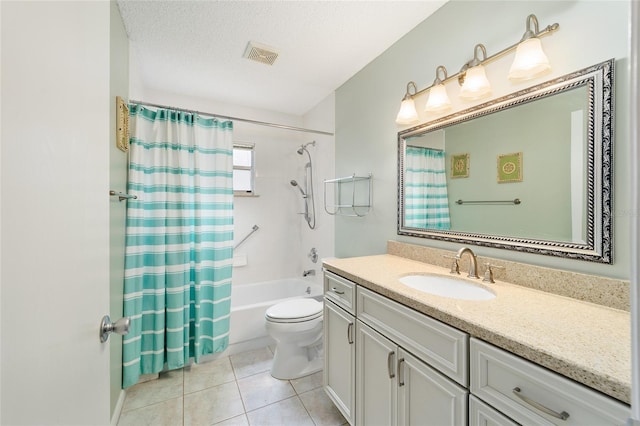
470,338 -> 629,425
324,270 -> 356,315
356,286 -> 468,386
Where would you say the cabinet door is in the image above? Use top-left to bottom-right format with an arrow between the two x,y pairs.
469,395 -> 519,426
324,299 -> 356,425
356,321 -> 397,426
397,348 -> 468,426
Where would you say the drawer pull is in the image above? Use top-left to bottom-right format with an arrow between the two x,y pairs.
347,322 -> 354,344
512,387 -> 570,421
398,358 -> 405,386
387,351 -> 395,379
331,287 -> 345,295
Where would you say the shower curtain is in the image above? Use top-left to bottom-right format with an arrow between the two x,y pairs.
122,105 -> 234,388
404,146 -> 451,230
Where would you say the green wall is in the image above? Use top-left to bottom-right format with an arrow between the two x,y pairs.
335,0 -> 630,279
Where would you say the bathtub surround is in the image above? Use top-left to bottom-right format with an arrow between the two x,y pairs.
122,106 -> 235,387
126,80 -> 336,290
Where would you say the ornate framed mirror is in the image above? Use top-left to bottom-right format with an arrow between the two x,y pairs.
397,59 -> 614,263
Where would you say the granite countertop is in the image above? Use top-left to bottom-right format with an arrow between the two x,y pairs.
323,254 -> 631,405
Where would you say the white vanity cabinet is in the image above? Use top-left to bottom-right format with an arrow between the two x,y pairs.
323,271 -> 356,425
470,338 -> 630,425
356,319 -> 469,426
355,321 -> 397,425
354,285 -> 468,426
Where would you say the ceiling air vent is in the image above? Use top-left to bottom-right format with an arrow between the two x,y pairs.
243,41 -> 279,66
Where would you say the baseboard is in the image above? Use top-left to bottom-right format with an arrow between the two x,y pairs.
110,389 -> 127,426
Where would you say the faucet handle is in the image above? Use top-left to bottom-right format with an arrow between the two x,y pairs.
482,263 -> 505,283
442,255 -> 460,275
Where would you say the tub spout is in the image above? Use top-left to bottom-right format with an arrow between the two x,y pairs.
303,269 -> 316,277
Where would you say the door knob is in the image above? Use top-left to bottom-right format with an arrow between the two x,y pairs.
100,315 -> 130,343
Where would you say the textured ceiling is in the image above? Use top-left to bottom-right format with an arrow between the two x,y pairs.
116,1 -> 447,116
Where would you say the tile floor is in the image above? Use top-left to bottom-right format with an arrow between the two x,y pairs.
117,346 -> 347,426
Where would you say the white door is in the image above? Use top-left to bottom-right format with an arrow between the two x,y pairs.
323,299 -> 356,425
1,1 -> 112,424
356,320 -> 397,426
397,348 -> 468,426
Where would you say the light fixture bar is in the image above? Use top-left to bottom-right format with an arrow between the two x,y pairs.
411,21 -> 559,99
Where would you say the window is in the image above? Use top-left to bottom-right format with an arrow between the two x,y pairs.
233,144 -> 255,195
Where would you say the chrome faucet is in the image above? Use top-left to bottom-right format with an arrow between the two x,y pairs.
303,269 -> 316,277
455,247 -> 480,279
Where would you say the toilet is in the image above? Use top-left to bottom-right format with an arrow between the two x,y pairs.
265,298 -> 324,380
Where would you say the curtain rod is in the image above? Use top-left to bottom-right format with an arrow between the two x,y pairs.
129,99 -> 334,136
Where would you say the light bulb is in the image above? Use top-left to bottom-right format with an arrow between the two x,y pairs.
395,97 -> 419,125
460,65 -> 491,100
425,84 -> 451,113
508,37 -> 551,81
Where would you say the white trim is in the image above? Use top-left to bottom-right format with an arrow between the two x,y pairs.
630,0 -> 639,423
110,389 -> 127,426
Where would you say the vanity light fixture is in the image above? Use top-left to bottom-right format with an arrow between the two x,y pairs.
508,14 -> 551,81
395,13 -> 559,125
395,81 -> 419,125
459,44 -> 492,101
424,66 -> 452,113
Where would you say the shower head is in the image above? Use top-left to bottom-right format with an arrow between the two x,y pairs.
290,180 -> 307,197
296,141 -> 316,155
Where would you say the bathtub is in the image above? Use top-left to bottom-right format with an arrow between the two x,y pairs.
227,278 -> 323,354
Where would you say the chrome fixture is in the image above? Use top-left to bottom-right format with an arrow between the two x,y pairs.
100,315 -> 130,343
455,247 -> 480,279
292,141 -> 317,229
482,263 -> 505,284
290,180 -> 307,197
109,190 -> 137,202
308,247 -> 318,263
234,224 -> 259,250
303,269 -> 316,277
297,140 -> 316,155
395,13 -> 559,124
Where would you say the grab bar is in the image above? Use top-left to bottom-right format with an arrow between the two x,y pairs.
234,225 -> 259,250
109,190 -> 137,202
455,198 -> 521,205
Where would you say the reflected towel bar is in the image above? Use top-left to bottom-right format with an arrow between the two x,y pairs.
456,198 -> 521,205
109,190 -> 137,202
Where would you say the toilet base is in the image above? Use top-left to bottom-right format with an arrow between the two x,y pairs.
270,342 -> 323,380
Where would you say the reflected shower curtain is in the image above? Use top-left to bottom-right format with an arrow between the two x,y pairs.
404,146 -> 451,230
122,105 -> 234,388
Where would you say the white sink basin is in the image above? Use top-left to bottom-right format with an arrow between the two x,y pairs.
399,274 -> 496,301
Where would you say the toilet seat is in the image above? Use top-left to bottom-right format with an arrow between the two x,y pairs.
265,299 -> 322,323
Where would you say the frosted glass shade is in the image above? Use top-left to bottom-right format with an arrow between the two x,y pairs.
459,65 -> 491,100
425,84 -> 451,113
508,38 -> 551,81
395,98 -> 419,124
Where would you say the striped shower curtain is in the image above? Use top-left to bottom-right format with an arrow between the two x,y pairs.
122,105 -> 234,388
404,146 -> 451,230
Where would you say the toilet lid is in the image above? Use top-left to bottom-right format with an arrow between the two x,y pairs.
266,299 -> 322,322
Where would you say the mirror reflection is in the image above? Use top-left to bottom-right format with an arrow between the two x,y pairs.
398,59 -> 613,263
